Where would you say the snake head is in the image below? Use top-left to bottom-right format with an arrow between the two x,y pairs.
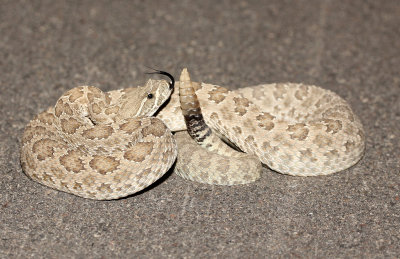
116,70 -> 175,119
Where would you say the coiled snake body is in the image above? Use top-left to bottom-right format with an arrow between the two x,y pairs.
20,69 -> 365,199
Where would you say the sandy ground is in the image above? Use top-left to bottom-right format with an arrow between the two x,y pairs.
1,0 -> 399,257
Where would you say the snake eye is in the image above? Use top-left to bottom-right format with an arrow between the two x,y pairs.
147,93 -> 153,99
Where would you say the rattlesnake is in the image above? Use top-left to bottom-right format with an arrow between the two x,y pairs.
20,68 -> 365,200
174,69 -> 262,185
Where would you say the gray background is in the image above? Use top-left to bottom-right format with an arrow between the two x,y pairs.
1,0 -> 399,258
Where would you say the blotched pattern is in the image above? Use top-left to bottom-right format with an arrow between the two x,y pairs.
174,69 -> 262,185
157,69 -> 365,177
21,79 -> 177,200
21,69 -> 365,200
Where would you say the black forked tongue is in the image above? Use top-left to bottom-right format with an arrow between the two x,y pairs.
145,68 -> 175,90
